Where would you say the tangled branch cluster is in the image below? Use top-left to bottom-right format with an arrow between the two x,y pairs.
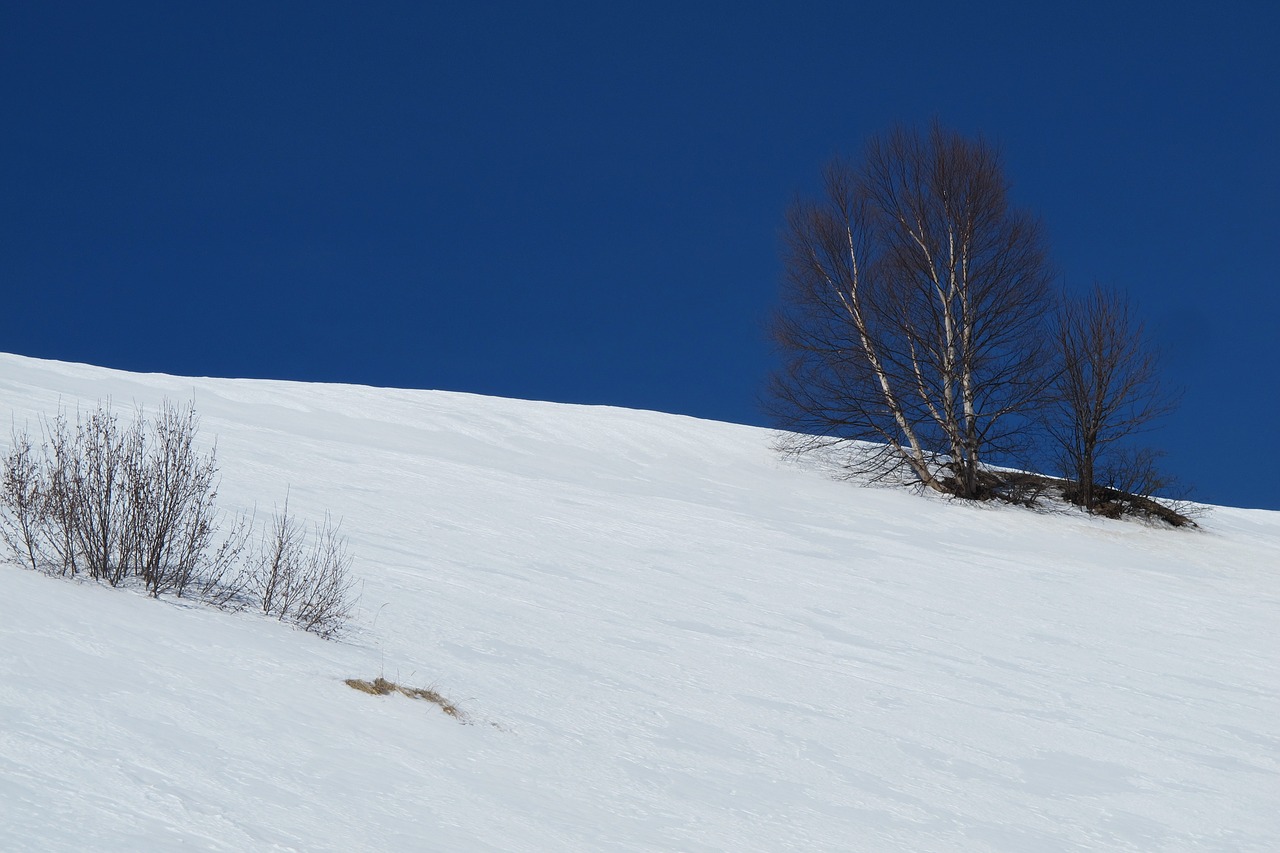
1,400 -> 356,637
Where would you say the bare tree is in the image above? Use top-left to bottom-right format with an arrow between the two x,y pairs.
1047,283 -> 1178,513
770,123 -> 1055,498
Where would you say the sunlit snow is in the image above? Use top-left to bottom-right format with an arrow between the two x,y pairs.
0,353 -> 1276,851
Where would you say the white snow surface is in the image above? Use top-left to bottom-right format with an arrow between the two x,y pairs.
0,352 -> 1276,852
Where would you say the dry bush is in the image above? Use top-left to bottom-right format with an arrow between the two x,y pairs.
0,401 -> 246,593
0,429 -> 45,572
1,399 -> 357,636
246,499 -> 356,639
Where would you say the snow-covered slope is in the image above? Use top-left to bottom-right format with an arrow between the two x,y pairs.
0,352 -> 1276,852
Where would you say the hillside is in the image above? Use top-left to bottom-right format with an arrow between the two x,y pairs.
0,352 -> 1276,852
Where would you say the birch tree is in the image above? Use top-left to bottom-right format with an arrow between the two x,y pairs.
770,123 -> 1054,498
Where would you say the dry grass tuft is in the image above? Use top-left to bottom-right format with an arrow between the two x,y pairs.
344,677 -> 467,721
344,676 -> 394,696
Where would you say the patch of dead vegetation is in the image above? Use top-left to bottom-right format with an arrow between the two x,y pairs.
344,677 -> 467,722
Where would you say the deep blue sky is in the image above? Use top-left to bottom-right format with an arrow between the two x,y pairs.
3,2 -> 1277,509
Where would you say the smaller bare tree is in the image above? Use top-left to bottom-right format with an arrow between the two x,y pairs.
1047,284 -> 1179,514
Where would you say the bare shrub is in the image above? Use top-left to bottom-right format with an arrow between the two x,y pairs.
65,404 -> 132,585
40,413 -> 82,576
0,428 -> 47,571
189,510 -> 254,607
125,402 -> 224,596
291,515 -> 356,638
246,499 -> 356,638
247,498 -> 304,617
30,401 -> 232,593
1,399 -> 358,637
1091,448 -> 1196,527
